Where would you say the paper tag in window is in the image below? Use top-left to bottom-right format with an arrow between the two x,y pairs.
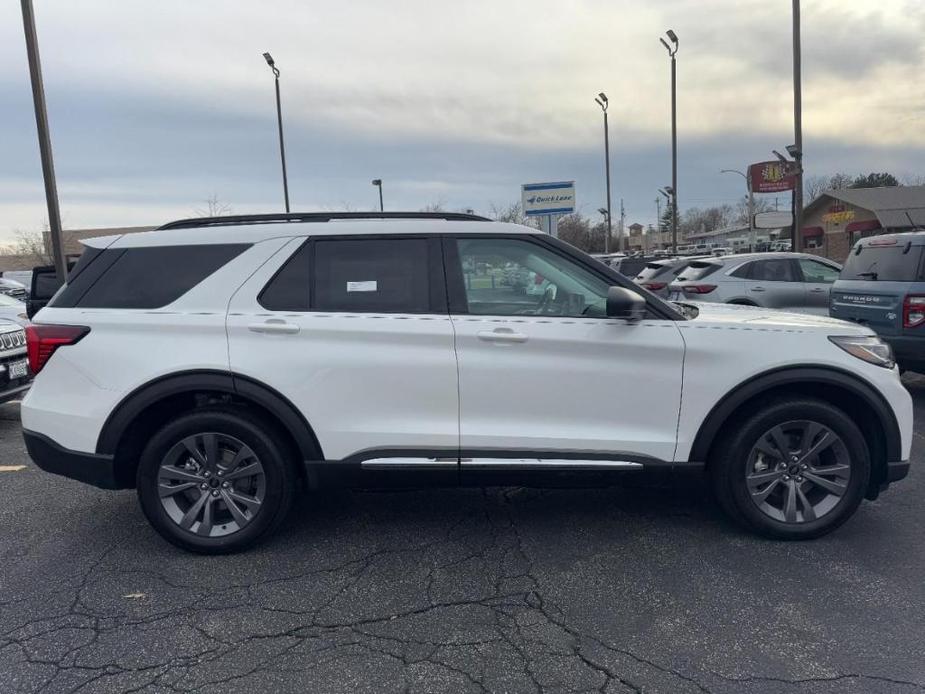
347,280 -> 377,292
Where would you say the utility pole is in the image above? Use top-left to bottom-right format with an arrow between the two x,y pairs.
20,0 -> 66,279
791,0 -> 804,252
262,52 -> 290,213
655,196 -> 662,249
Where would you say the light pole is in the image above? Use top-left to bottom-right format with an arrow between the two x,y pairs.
660,30 -> 679,254
262,52 -> 290,213
598,207 -> 610,253
791,0 -> 804,252
773,148 -> 802,251
659,186 -> 675,252
721,169 -> 754,250
20,0 -> 66,279
371,179 -> 384,212
595,92 -> 613,253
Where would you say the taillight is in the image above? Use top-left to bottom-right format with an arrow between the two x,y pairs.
903,295 -> 925,329
25,324 -> 90,374
642,282 -> 667,291
684,284 -> 717,294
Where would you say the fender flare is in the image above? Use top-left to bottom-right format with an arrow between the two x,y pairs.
688,365 -> 902,463
96,370 -> 323,461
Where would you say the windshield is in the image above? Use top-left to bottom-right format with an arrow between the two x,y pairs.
840,244 -> 923,281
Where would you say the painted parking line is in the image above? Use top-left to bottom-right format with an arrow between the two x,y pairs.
0,466 -> 27,472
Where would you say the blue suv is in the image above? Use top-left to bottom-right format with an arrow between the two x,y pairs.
830,232 -> 925,372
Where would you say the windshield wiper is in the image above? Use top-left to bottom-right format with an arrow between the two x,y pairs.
856,271 -> 878,280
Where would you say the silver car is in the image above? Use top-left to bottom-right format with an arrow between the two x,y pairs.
667,252 -> 842,314
633,256 -> 706,298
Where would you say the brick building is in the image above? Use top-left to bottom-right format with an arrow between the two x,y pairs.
801,186 -> 925,262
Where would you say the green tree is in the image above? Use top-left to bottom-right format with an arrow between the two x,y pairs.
850,172 -> 900,189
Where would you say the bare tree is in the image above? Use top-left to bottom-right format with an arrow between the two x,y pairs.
11,225 -> 75,265
805,173 -> 853,202
420,201 -> 446,213
194,195 -> 232,217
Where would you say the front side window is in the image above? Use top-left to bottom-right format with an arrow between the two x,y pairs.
798,258 -> 840,284
312,238 -> 430,313
454,237 -> 610,317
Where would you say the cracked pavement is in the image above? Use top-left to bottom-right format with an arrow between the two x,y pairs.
2,378 -> 925,693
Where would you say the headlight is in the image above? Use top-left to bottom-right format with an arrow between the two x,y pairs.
829,335 -> 895,369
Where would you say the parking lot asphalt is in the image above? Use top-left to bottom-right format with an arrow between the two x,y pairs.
1,383 -> 925,694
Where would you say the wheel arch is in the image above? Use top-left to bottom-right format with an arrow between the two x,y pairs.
97,370 -> 324,488
689,366 -> 901,497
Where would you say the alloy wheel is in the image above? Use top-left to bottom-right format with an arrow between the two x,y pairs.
745,420 -> 851,524
157,433 -> 266,537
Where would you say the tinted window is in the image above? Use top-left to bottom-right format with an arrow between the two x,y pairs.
52,244 -> 249,309
750,259 -> 797,282
455,237 -> 610,317
730,261 -> 753,279
677,261 -> 721,281
797,258 -> 840,284
259,242 -> 311,311
840,245 -> 924,282
312,238 -> 430,313
635,262 -> 673,281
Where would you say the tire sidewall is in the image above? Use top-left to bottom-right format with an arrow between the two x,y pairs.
717,399 -> 870,539
137,410 -> 293,553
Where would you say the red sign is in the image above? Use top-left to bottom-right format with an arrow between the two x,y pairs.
748,161 -> 797,193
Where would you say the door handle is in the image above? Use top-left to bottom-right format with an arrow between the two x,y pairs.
750,286 -> 766,292
476,328 -> 528,344
248,319 -> 300,335
809,287 -> 826,293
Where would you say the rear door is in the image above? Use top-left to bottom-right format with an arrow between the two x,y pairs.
796,258 -> 841,314
226,235 -> 460,482
830,241 -> 924,336
742,258 -> 805,309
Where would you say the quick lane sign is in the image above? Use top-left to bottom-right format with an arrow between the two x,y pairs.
521,181 -> 576,217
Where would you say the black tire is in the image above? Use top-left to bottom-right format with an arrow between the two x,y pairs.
137,408 -> 295,554
710,397 -> 870,540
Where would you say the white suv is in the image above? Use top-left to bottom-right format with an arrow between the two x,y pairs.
22,212 -> 913,553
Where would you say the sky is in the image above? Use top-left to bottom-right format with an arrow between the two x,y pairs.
1,0 -> 924,243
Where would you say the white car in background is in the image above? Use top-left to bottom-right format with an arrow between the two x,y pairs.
0,293 -> 29,326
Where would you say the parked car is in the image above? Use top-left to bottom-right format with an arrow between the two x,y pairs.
0,293 -> 29,326
711,247 -> 732,257
0,277 -> 28,301
668,252 -> 842,315
1,270 -> 33,290
22,212 -> 910,552
0,320 -> 30,405
633,256 -> 705,298
830,232 -> 925,373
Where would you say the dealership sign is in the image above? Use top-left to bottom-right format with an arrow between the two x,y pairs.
753,211 -> 794,229
521,181 -> 576,217
748,161 -> 797,194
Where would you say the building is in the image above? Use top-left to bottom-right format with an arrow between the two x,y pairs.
626,223 -> 645,251
686,225 -> 784,251
800,185 -> 925,262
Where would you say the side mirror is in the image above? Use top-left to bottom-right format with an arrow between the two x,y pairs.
606,286 -> 646,322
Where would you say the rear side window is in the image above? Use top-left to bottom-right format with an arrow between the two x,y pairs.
635,262 -> 671,281
841,245 -> 924,282
677,261 -> 720,281
51,244 -> 249,309
312,238 -> 431,313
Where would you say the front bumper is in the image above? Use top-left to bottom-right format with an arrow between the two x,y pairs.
23,430 -> 120,489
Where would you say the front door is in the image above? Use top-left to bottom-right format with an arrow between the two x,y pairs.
796,257 -> 841,314
444,235 -> 686,479
226,235 -> 459,483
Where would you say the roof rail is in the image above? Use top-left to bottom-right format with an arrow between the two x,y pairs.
157,211 -> 491,230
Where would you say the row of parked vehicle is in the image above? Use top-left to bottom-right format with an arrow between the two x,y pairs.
626,232 -> 925,373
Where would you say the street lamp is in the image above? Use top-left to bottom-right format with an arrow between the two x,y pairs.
371,179 -> 384,212
595,92 -> 613,253
263,52 -> 290,213
720,169 -> 755,250
660,29 -> 679,254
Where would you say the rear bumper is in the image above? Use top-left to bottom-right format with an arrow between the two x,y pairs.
23,430 -> 121,490
881,335 -> 925,370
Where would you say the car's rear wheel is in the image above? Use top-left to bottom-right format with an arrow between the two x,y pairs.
711,398 -> 870,539
137,408 -> 295,553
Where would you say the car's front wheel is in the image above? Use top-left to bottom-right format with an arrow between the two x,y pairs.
711,398 -> 870,539
137,408 -> 295,553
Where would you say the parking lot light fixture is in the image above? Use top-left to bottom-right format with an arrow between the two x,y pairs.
371,179 -> 384,212
263,51 -> 290,213
660,30 -> 680,255
596,92 -> 613,253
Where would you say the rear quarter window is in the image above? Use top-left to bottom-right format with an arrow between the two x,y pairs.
677,262 -> 720,281
635,262 -> 671,281
840,244 -> 924,282
51,244 -> 250,309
